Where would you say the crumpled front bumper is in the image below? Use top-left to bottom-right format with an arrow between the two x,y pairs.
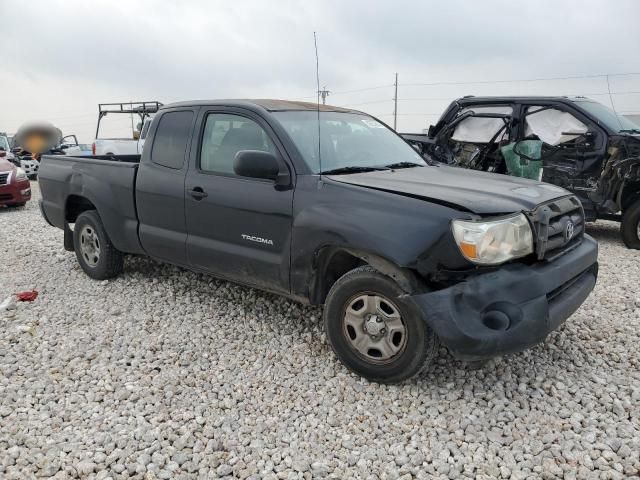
410,235 -> 598,361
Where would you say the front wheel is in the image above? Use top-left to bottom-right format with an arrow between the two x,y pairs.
323,266 -> 438,384
621,199 -> 640,249
73,210 -> 124,279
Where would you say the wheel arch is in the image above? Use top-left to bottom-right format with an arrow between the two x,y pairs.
620,181 -> 640,212
65,194 -> 97,223
309,246 -> 423,305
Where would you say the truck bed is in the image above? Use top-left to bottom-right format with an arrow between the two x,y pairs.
38,154 -> 144,255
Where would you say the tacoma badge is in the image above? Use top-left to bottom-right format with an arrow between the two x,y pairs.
241,234 -> 274,246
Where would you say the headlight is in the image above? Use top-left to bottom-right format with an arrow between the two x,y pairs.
452,213 -> 533,265
15,168 -> 28,181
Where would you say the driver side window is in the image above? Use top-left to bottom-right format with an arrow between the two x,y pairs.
524,107 -> 588,146
200,114 -> 277,176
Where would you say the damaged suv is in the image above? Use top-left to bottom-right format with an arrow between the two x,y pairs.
403,97 -> 640,249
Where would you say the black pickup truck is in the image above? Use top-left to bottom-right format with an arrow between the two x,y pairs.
39,99 -> 598,383
402,96 -> 640,249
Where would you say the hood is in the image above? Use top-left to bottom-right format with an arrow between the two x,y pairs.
327,165 -> 570,215
0,158 -> 16,172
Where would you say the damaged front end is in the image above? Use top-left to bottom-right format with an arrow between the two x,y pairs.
593,135 -> 640,215
410,237 -> 598,361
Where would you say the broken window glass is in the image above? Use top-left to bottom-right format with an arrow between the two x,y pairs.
525,107 -> 587,146
451,106 -> 512,143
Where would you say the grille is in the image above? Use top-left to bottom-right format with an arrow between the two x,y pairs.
528,195 -> 584,261
0,193 -> 13,201
0,172 -> 9,185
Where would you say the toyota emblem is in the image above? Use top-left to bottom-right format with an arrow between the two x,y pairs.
565,221 -> 575,242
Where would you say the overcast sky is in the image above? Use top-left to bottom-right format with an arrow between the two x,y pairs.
1,0 -> 639,142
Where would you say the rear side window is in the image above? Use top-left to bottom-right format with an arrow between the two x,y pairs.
151,111 -> 194,169
451,105 -> 513,143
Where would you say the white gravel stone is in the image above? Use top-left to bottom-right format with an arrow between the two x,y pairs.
1,184 -> 639,478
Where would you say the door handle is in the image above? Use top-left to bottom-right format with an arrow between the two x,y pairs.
190,187 -> 208,200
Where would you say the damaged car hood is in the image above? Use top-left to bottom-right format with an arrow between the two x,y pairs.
327,165 -> 570,215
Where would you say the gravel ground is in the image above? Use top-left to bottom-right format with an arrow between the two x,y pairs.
1,183 -> 639,480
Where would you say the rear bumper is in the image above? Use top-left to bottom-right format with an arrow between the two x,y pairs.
0,179 -> 31,205
410,235 -> 598,361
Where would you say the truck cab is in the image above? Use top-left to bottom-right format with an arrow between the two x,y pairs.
402,96 -> 640,249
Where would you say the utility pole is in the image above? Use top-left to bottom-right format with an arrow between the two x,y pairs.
393,73 -> 398,130
318,86 -> 330,105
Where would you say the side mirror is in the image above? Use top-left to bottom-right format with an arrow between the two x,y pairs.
234,150 -> 289,186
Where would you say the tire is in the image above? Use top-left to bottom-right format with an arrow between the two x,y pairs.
73,210 -> 124,280
621,198 -> 640,249
323,266 -> 438,384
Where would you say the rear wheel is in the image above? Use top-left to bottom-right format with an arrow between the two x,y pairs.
73,211 -> 124,279
323,266 -> 438,383
621,198 -> 640,249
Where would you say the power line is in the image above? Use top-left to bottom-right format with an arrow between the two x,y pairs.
299,84 -> 393,99
304,72 -> 640,99
340,91 -> 640,109
400,72 -> 640,88
333,84 -> 394,95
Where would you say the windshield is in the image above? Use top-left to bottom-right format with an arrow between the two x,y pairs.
574,100 -> 640,132
273,111 -> 426,173
0,136 -> 9,150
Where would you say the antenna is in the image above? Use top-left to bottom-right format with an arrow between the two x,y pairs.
314,32 -> 322,176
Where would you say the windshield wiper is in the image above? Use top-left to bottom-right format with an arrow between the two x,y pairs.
619,129 -> 640,134
384,161 -> 425,169
320,166 -> 389,175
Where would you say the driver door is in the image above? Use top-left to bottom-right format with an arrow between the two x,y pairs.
184,109 -> 294,293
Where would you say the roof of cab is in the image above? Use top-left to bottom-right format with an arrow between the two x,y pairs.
454,95 -> 593,104
162,99 -> 360,113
